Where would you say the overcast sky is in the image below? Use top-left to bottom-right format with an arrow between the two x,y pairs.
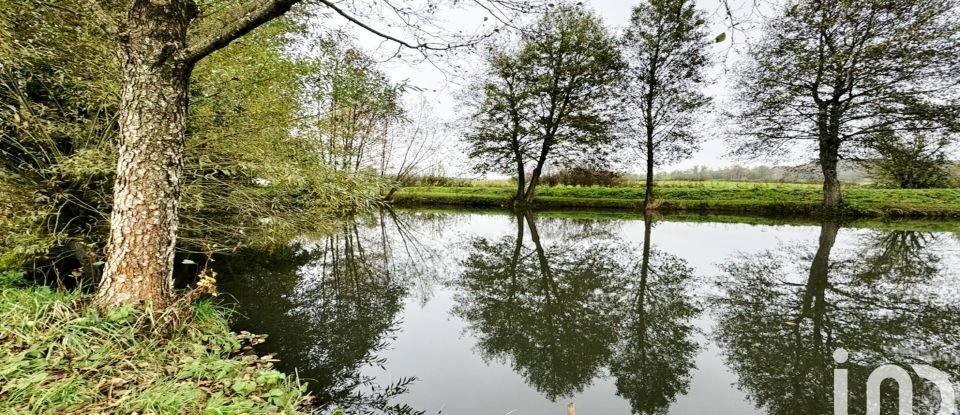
317,0 -> 770,174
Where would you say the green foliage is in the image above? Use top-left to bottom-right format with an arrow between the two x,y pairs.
303,40 -> 405,174
655,163 -> 868,183
463,1 -> 625,200
0,286 -> 310,414
730,0 -> 960,203
865,129 -> 954,189
0,0 -> 118,271
0,3 -> 383,273
541,167 -> 625,187
0,271 -> 24,287
622,0 -> 712,168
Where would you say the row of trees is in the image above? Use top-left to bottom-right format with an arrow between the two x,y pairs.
655,163 -> 869,182
463,0 -> 960,209
464,0 -> 712,209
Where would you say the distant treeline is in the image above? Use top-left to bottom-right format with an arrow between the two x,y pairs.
651,164 -> 871,184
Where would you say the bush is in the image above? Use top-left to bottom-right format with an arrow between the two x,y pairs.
865,131 -> 954,189
541,167 -> 625,187
398,174 -> 471,187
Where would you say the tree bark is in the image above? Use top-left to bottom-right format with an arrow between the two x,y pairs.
820,146 -> 843,209
643,130 -> 655,210
642,41 -> 659,211
513,143 -> 526,204
817,105 -> 843,210
523,168 -> 541,204
95,0 -> 197,309
523,141 -> 551,204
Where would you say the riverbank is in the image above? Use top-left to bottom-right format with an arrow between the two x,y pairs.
0,273 -> 310,414
390,182 -> 960,218
395,206 -> 960,232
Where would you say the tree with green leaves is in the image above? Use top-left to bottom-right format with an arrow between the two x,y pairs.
864,129 -> 954,189
730,0 -> 960,210
305,42 -> 404,174
622,0 -> 712,210
464,3 -> 624,205
10,0 -> 534,310
0,3 -> 385,283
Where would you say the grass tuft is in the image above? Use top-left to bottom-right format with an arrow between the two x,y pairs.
0,281 -> 311,414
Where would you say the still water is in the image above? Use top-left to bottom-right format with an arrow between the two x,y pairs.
213,209 -> 960,415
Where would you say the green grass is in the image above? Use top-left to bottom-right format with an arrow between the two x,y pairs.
0,274 -> 310,415
392,206 -> 960,232
391,181 -> 960,218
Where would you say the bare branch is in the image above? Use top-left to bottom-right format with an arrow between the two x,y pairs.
314,0 -> 488,51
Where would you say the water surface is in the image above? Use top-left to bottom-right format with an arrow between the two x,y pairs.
213,209 -> 960,415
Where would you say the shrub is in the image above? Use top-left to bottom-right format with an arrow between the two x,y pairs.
542,167 -> 625,187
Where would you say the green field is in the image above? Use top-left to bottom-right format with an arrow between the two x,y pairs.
390,181 -> 960,218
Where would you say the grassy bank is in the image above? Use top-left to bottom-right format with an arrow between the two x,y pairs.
390,181 -> 960,218
0,273 -> 310,415
395,206 -> 960,232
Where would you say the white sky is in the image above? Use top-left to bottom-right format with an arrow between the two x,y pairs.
315,0 -> 770,174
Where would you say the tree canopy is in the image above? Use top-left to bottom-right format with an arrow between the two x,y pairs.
463,2 -> 625,204
622,0 -> 712,208
729,0 -> 960,207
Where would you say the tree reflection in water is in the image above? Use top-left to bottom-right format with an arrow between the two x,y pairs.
209,210 -> 960,415
611,217 -> 700,415
711,223 -> 960,415
215,210 -> 454,415
453,211 -> 700,414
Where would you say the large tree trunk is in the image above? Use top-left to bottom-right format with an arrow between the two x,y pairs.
819,138 -> 843,209
95,1 -> 197,309
523,168 -> 542,204
523,142 -> 550,204
513,145 -> 526,204
817,104 -> 843,210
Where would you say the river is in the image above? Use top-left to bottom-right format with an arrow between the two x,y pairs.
210,209 -> 960,415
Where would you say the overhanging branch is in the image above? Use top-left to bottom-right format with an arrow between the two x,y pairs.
315,0 -> 459,51
182,0 -> 302,65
